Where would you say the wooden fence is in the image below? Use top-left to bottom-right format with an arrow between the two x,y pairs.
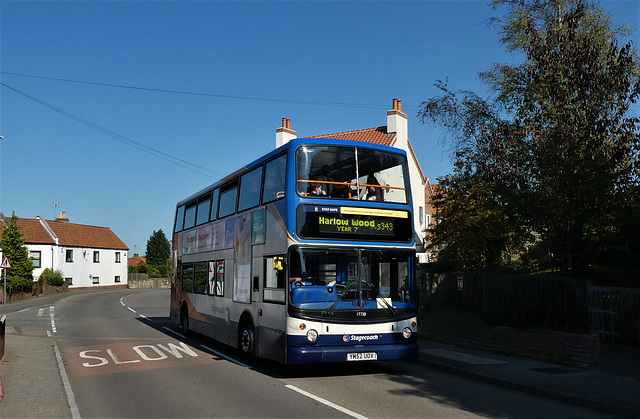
425,272 -> 640,346
587,286 -> 640,346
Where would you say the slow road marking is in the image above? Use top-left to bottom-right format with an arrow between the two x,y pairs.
66,340 -> 214,376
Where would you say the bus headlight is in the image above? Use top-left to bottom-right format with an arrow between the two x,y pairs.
306,329 -> 319,343
402,327 -> 412,339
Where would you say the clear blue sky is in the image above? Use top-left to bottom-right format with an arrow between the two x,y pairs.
1,1 -> 638,255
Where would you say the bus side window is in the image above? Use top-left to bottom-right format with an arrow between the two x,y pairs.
174,205 -> 185,233
263,154 -> 287,203
239,166 -> 263,212
182,263 -> 194,293
194,263 -> 207,294
216,260 -> 225,296
219,183 -> 238,218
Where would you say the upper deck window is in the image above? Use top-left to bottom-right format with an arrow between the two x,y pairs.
238,166 -> 263,212
174,205 -> 185,233
296,146 -> 409,203
196,193 -> 211,226
262,154 -> 287,203
219,182 -> 238,218
184,204 -> 197,229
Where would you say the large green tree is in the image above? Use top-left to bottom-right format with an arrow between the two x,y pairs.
421,0 -> 640,274
146,229 -> 171,266
0,213 -> 34,293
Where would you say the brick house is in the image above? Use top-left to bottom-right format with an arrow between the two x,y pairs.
275,98 -> 435,262
0,212 -> 128,289
128,253 -> 147,267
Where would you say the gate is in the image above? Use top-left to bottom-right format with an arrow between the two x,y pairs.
587,286 -> 640,346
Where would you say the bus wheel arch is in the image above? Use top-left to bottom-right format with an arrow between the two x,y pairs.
238,312 -> 256,359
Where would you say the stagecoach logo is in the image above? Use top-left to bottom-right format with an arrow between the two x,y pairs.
343,334 -> 380,343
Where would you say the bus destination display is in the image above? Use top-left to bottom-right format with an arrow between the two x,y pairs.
297,205 -> 412,241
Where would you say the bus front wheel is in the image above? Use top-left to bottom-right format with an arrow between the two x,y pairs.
238,322 -> 255,359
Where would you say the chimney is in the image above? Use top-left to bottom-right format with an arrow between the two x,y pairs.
55,212 -> 69,223
276,117 -> 297,148
387,98 -> 408,150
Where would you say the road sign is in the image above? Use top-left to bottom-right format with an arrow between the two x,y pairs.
1,257 -> 11,269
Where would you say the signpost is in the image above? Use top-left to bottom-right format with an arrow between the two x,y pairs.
1,256 -> 10,304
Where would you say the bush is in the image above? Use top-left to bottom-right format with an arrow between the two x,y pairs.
39,268 -> 65,286
129,262 -> 169,278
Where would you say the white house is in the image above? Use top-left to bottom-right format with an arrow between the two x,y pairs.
0,212 -> 129,288
276,98 -> 433,263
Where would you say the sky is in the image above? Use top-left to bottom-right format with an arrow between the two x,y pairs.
1,0 -> 638,256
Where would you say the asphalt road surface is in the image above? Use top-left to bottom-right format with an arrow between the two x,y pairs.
1,289 -> 620,418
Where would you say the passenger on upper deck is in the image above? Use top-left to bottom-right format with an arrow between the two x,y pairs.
361,175 -> 383,201
308,183 -> 326,196
318,165 -> 333,196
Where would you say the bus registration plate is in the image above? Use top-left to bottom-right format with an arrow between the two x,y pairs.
347,352 -> 377,361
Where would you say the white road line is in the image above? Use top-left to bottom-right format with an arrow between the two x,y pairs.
127,307 -> 136,313
50,306 -> 57,333
163,326 -> 186,339
285,385 -> 368,419
38,308 -> 44,317
200,345 -> 252,369
54,344 -> 81,419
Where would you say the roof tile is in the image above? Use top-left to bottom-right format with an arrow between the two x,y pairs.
307,126 -> 396,146
0,216 -> 127,250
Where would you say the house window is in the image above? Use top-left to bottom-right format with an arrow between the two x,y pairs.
425,214 -> 431,230
115,252 -> 121,263
66,278 -> 73,285
66,249 -> 74,263
93,251 -> 100,263
30,251 -> 41,268
115,276 -> 121,283
92,276 -> 99,284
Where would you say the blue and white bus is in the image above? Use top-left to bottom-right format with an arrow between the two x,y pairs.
170,137 -> 418,364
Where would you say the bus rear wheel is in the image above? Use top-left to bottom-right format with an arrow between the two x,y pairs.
238,322 -> 255,359
180,304 -> 189,335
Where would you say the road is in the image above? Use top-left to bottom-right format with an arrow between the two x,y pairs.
1,289 -> 619,418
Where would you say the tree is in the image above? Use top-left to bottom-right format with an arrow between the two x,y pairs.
0,213 -> 34,293
421,0 -> 640,275
146,229 -> 170,266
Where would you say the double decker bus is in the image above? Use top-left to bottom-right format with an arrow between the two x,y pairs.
170,137 -> 418,364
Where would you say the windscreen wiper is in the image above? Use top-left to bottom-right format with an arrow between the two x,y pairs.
323,281 -> 356,317
366,281 -> 397,316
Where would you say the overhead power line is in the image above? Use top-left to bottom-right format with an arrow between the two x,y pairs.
0,82 -> 224,179
0,71 -> 419,111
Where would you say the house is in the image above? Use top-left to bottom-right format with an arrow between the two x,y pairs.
276,98 -> 435,263
0,212 -> 129,289
128,253 -> 146,267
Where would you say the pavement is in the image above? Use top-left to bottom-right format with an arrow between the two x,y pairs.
0,294 -> 639,418
416,339 -> 640,418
